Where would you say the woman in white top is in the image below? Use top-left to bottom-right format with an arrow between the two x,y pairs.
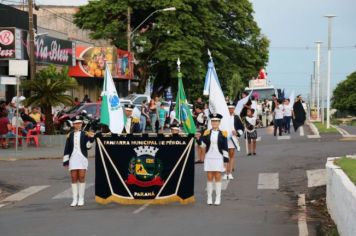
273,99 -> 284,136
196,113 -> 229,206
283,99 -> 293,134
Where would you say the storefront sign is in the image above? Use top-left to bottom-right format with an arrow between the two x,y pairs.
0,27 -> 21,60
69,46 -> 133,79
35,35 -> 75,66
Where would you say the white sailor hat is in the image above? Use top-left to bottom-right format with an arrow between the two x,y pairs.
227,102 -> 236,109
71,115 -> 83,124
209,113 -> 223,121
124,104 -> 135,111
170,123 -> 181,131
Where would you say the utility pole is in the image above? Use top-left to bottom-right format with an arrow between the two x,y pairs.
127,7 -> 131,93
315,41 -> 322,121
28,0 -> 36,80
324,15 -> 336,129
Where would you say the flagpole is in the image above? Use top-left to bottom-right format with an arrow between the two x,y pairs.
177,58 -> 182,126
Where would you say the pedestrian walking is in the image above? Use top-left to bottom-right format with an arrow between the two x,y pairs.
283,99 -> 293,134
245,109 -> 257,155
196,113 -> 229,206
273,99 -> 284,136
63,116 -> 95,207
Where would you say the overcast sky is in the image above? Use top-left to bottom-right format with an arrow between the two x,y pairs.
5,0 -> 356,96
251,0 -> 356,96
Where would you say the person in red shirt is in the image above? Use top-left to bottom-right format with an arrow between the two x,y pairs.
0,110 -> 11,149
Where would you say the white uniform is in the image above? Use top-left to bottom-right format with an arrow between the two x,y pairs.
69,131 -> 89,171
204,130 -> 225,172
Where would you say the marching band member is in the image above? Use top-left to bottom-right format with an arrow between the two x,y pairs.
63,115 -> 95,207
223,102 -> 244,180
170,122 -> 181,136
196,113 -> 229,206
123,104 -> 141,134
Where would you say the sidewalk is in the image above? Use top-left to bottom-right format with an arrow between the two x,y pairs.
0,145 -> 95,161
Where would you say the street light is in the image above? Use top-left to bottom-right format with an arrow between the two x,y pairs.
324,15 -> 336,129
129,7 -> 176,39
314,41 -> 322,121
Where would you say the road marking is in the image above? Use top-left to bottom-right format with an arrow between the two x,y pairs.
1,185 -> 50,202
299,126 -> 305,136
277,135 -> 290,140
298,194 -> 309,236
307,169 -> 326,187
0,203 -> 7,208
257,173 -> 279,190
307,135 -> 320,139
52,183 -> 94,199
133,203 -> 150,214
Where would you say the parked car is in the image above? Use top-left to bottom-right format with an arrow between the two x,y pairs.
120,94 -> 151,106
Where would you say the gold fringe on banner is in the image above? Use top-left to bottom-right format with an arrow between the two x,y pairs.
95,195 -> 195,205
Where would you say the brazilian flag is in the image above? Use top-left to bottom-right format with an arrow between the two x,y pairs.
174,73 -> 196,134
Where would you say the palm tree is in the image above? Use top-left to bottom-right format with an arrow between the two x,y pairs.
21,65 -> 78,135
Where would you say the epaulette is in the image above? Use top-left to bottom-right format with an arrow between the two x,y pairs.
203,129 -> 210,136
132,117 -> 140,123
221,130 -> 228,138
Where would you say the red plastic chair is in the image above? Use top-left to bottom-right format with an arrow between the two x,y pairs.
26,124 -> 41,147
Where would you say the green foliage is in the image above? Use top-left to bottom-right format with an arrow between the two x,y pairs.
332,71 -> 356,112
74,0 -> 269,100
21,65 -> 78,134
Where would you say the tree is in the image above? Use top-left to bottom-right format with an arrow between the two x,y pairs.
332,71 -> 356,112
74,0 -> 269,100
21,65 -> 78,135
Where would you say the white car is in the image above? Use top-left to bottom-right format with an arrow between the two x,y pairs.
120,94 -> 151,106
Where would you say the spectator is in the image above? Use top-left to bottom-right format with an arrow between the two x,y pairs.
11,94 -> 26,109
158,103 -> 167,132
140,100 -> 149,132
29,107 -> 44,123
148,99 -> 157,133
97,96 -> 102,103
73,97 -> 81,106
82,94 -> 91,103
20,108 -> 36,131
12,110 -> 27,136
0,110 -> 11,149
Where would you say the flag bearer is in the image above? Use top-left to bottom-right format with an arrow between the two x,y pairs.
223,102 -> 244,180
63,116 -> 95,207
196,113 -> 229,206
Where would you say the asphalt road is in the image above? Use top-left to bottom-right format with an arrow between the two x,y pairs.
0,125 -> 355,236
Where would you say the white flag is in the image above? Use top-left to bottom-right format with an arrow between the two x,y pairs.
100,65 -> 124,134
204,61 -> 232,136
234,90 -> 253,115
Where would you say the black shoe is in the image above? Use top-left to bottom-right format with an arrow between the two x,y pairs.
195,160 -> 204,164
253,153 -> 256,155
247,153 -> 252,156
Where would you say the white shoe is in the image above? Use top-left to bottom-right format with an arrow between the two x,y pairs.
214,182 -> 222,206
222,174 -> 228,180
70,183 -> 78,207
77,183 -> 86,207
207,182 -> 213,205
228,174 -> 234,180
